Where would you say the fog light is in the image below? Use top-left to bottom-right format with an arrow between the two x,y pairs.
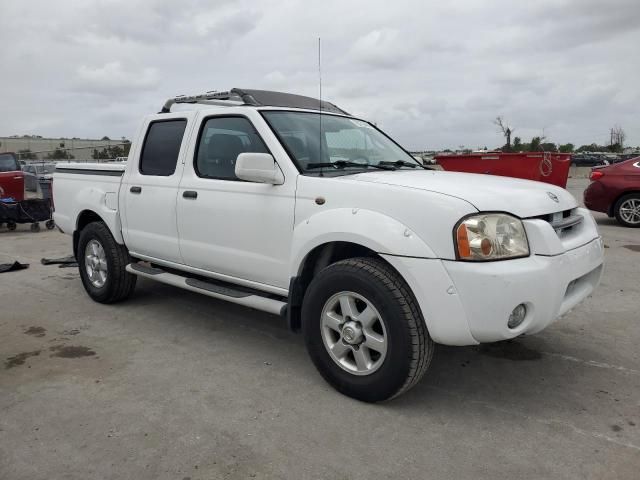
508,304 -> 527,329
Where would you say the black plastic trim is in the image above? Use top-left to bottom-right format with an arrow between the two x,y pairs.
185,278 -> 250,298
56,168 -> 123,176
130,263 -> 165,275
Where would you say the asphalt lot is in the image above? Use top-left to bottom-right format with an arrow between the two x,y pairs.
1,178 -> 639,479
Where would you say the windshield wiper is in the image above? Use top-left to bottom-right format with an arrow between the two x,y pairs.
306,160 -> 396,171
379,160 -> 426,169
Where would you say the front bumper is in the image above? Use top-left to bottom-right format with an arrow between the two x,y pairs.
382,236 -> 604,345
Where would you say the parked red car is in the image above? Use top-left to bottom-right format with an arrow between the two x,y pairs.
0,152 -> 25,201
584,157 -> 640,227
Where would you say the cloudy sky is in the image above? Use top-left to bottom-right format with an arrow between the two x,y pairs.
1,0 -> 639,150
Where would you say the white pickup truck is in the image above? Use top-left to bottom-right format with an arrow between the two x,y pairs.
53,89 -> 604,402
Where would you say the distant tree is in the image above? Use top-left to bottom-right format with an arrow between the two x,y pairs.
101,136 -> 111,141
530,136 -> 542,151
577,143 -> 600,152
17,149 -> 38,160
92,145 -> 127,160
512,137 -> 523,152
45,148 -> 74,160
610,125 -> 625,149
558,143 -> 574,153
541,142 -> 558,152
494,116 -> 514,151
607,143 -> 623,153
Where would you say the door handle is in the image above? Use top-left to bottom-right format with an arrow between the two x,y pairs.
182,190 -> 198,199
130,186 -> 142,194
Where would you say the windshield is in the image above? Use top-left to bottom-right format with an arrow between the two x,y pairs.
0,153 -> 19,172
261,111 -> 420,174
36,164 -> 56,174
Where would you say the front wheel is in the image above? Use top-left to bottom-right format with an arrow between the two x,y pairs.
77,222 -> 137,303
614,193 -> 640,228
302,257 -> 434,402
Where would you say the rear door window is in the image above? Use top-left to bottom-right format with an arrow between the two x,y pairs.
139,120 -> 187,176
0,153 -> 19,172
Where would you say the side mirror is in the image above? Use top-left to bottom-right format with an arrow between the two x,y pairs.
235,153 -> 284,185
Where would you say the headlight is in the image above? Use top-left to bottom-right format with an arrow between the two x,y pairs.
455,213 -> 529,261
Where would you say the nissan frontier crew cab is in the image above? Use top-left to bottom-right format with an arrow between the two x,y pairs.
53,89 -> 604,402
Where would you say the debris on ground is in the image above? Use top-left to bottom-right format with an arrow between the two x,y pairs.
0,261 -> 29,273
41,255 -> 78,268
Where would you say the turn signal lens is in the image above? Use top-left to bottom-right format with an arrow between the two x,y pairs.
455,213 -> 529,261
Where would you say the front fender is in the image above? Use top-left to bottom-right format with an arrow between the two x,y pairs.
290,208 -> 435,277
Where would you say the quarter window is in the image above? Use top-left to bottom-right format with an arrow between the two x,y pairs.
195,116 -> 269,180
139,120 -> 187,176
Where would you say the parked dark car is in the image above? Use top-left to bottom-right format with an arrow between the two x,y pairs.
571,154 -> 606,167
584,157 -> 640,227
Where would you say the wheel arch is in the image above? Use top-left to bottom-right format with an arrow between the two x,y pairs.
285,208 -> 436,331
287,241 -> 412,331
73,209 -> 124,259
609,190 -> 640,216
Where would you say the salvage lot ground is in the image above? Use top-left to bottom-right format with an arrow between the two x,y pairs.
1,178 -> 639,479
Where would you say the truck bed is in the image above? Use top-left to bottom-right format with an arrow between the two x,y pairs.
53,162 -> 126,242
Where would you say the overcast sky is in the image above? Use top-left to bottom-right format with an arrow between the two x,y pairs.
1,0 -> 639,150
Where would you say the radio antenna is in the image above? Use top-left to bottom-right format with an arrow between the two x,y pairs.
318,37 -> 324,176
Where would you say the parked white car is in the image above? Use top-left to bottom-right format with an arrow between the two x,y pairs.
53,89 -> 604,401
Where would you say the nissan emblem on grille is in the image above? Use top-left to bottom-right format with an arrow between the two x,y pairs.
547,192 -> 559,203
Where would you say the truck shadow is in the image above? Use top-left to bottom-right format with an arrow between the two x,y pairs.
118,279 -> 631,429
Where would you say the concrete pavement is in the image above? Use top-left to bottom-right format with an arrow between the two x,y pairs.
0,178 -> 638,479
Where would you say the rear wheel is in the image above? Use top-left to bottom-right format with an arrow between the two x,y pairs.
77,222 -> 137,303
302,257 -> 434,402
614,193 -> 640,228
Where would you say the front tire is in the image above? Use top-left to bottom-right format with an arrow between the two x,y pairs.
77,222 -> 137,303
614,193 -> 640,228
302,257 -> 434,402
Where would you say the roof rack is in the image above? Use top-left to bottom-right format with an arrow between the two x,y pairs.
160,88 -> 348,115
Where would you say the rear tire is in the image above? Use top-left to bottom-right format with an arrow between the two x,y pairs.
77,221 -> 137,303
302,257 -> 434,402
614,193 -> 640,228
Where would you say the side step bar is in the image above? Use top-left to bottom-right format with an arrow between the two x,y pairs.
126,263 -> 287,316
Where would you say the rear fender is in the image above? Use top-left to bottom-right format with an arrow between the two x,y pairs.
73,187 -> 123,244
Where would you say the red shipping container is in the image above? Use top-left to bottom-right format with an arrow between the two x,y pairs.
435,152 -> 572,188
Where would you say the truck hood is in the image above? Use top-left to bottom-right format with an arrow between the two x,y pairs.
343,170 -> 577,217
